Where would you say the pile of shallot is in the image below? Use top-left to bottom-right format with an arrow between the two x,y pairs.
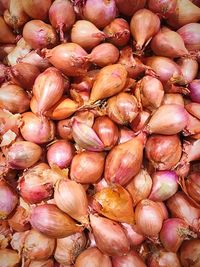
0,0 -> 200,266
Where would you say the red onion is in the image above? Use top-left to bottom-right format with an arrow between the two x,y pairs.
47,140 -> 75,169
0,16 -> 16,44
149,171 -> 179,201
56,119 -> 73,141
148,249 -> 181,267
130,9 -> 160,51
0,84 -> 30,114
21,0 -> 52,20
54,232 -> 87,265
148,0 -> 177,18
32,67 -> 64,115
177,23 -> 200,51
8,205 -> 31,232
189,79 -> 200,103
105,133 -> 145,185
135,76 -> 164,111
115,0 -> 146,17
49,0 -> 76,42
167,0 -> 200,29
89,64 -> 127,103
103,18 -> 130,47
43,43 -> 89,77
121,224 -> 145,247
160,218 -> 196,252
151,27 -> 188,58
145,56 -> 185,85
76,0 -> 117,29
166,191 -> 200,231
112,249 -> 147,267
146,104 -> 188,135
0,249 -> 20,267
7,141 -> 42,170
179,239 -> 200,267
126,169 -> 152,207
4,0 -> 29,30
18,163 -> 53,204
185,102 -> 200,120
106,92 -> 138,125
71,20 -> 106,50
54,179 -> 89,224
176,57 -> 198,84
145,134 -> 182,170
75,247 -> 112,267
135,199 -> 163,238
0,179 -> 18,219
86,43 -> 119,67
20,112 -> 55,144
90,214 -> 130,256
30,204 -> 83,238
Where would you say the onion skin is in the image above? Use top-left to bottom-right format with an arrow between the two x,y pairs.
8,205 -> 31,232
0,16 -> 16,44
146,104 -> 188,135
55,232 -> 87,265
92,184 -> 134,224
89,64 -> 127,103
23,20 -> 58,50
44,43 -> 89,77
103,18 -> 130,47
126,169 -> 152,207
112,249 -> 147,267
47,140 -> 75,168
151,27 -> 188,58
162,93 -> 184,106
166,192 -> 200,230
115,0 -> 146,16
18,163 -> 53,204
159,218 -> 194,253
145,134 -> 182,170
0,248 -> 20,267
106,92 -> 139,125
0,84 -> 30,114
32,67 -> 64,115
131,110 -> 151,133
177,58 -> 198,84
167,0 -> 200,29
185,172 -> 200,203
189,79 -> 200,103
130,8 -> 160,50
7,141 -> 42,170
25,259 -> 54,267
118,127 -> 135,144
179,239 -> 200,267
57,119 -> 73,141
30,204 -> 83,238
185,102 -> 200,120
23,229 -> 55,260
71,20 -> 106,51
75,247 -> 112,267
105,133 -> 145,186
21,0 -> 52,20
49,0 -> 76,42
135,199 -> 163,237
90,214 -> 130,256
70,151 -> 105,184
121,223 -> 145,247
54,179 -> 89,224
20,112 -> 55,144
177,23 -> 200,51
0,44 -> 15,60
0,179 -> 18,220
148,249 -> 181,267
148,0 -> 177,18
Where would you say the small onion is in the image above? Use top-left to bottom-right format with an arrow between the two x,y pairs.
148,249 -> 181,267
115,0 -> 146,16
118,127 -> 135,144
7,141 -> 42,170
0,16 -> 16,44
56,119 -> 73,141
185,102 -> 200,120
189,79 -> 200,103
0,179 -> 18,220
121,223 -> 145,247
162,93 -> 184,106
112,249 -> 147,267
177,23 -> 200,51
20,112 -> 55,144
0,248 -> 20,267
176,57 -> 198,84
135,200 -> 163,238
70,151 -> 105,184
75,247 -> 112,267
25,259 -> 54,267
55,232 -> 87,265
23,20 -> 58,49
21,0 -> 51,20
148,0 -> 177,18
179,239 -> 200,267
90,214 -> 130,256
30,204 -> 83,238
131,110 -> 151,133
47,140 -> 75,169
8,205 -> 31,232
185,172 -> 200,203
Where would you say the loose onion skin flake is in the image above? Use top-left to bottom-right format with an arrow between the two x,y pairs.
0,0 -> 200,264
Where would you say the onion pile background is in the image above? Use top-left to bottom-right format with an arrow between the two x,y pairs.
0,0 -> 200,266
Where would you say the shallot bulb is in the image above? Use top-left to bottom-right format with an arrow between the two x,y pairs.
177,23 -> 200,51
176,57 -> 198,84
148,0 -> 177,18
0,249 -> 20,267
179,239 -> 200,267
21,0 -> 52,20
112,249 -> 147,267
148,249 -> 181,267
115,0 -> 146,16
0,16 -> 16,44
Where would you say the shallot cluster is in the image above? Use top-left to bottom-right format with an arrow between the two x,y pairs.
0,0 -> 200,266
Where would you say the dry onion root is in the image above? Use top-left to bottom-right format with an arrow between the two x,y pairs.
0,0 -> 200,266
